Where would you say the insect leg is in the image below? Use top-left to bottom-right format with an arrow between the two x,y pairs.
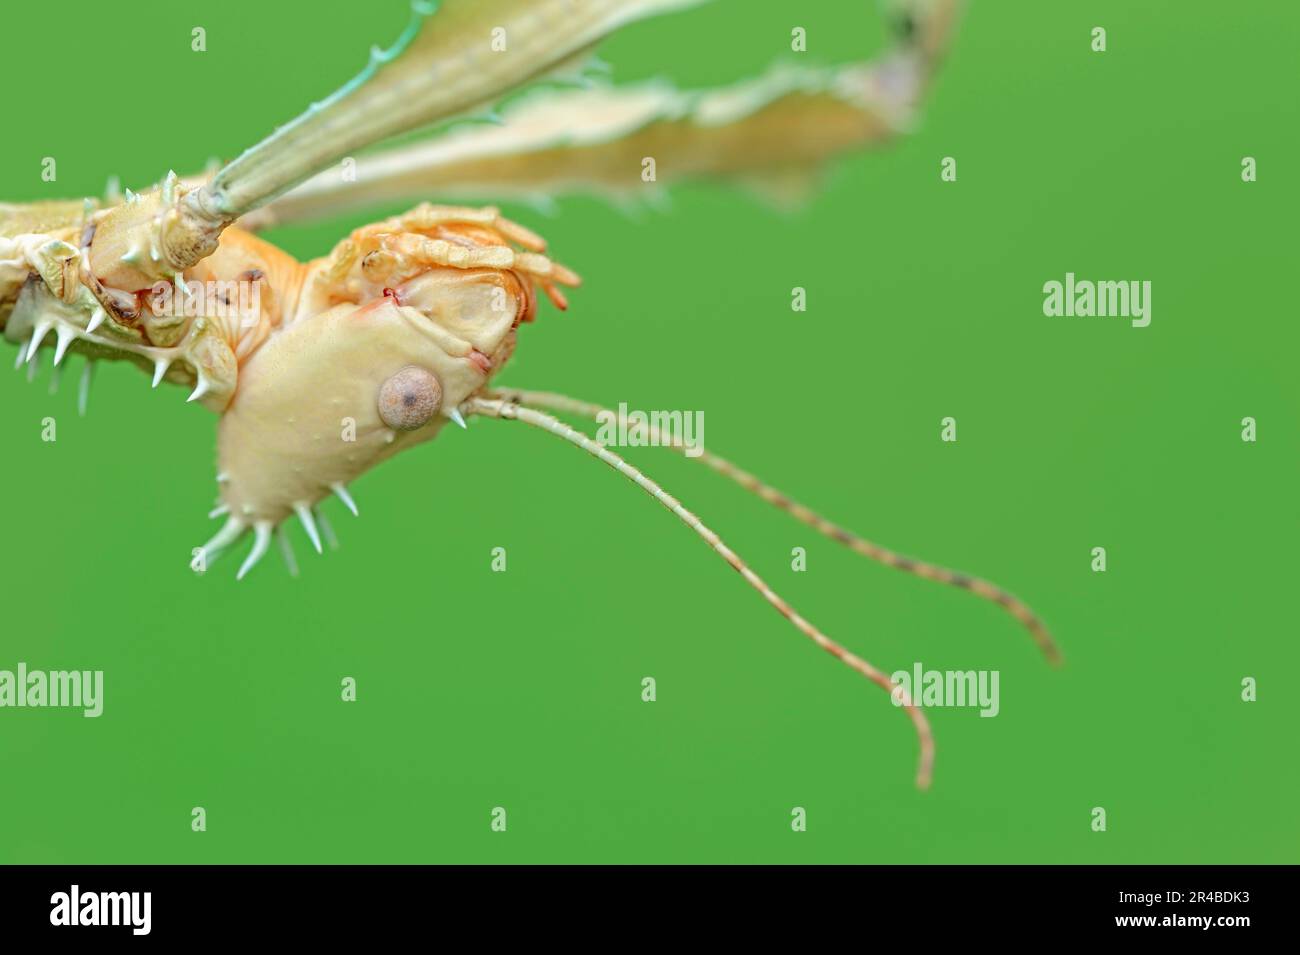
465,395 -> 935,790
485,387 -> 1061,666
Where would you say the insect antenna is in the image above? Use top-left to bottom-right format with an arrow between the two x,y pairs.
464,396 -> 935,790
486,388 -> 1061,667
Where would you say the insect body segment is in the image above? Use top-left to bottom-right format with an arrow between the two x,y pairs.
2,191 -> 302,412
205,204 -> 578,573
2,0 -> 1056,787
3,196 -> 577,573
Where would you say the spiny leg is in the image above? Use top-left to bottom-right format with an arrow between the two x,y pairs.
485,387 -> 1061,666
464,396 -> 935,790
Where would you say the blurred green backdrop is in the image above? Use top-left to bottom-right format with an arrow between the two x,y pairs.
1,0 -> 1295,863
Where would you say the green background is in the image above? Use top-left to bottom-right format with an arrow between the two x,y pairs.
1,0 -> 1295,863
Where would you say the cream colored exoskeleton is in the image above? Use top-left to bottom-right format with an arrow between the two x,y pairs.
208,204 -> 577,570
1,0 -> 1057,788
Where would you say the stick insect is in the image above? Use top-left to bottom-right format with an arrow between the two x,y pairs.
0,0 -> 1057,787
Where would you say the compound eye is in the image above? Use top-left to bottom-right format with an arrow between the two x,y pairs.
377,365 -> 442,431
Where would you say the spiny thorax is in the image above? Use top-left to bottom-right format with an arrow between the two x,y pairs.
1,188 -> 304,410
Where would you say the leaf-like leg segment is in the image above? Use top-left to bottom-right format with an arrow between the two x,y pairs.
185,0 -> 710,231
487,388 -> 1061,666
465,395 -> 934,789
241,1 -> 966,228
87,1 -> 709,287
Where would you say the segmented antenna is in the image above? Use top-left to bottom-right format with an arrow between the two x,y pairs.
486,388 -> 1061,666
466,395 -> 935,790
